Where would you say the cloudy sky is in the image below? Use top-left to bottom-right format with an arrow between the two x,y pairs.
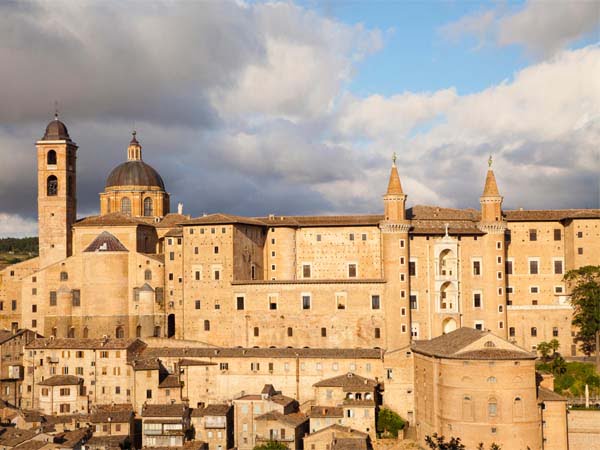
0,0 -> 598,237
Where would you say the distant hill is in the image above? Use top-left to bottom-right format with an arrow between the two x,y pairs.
0,237 -> 38,268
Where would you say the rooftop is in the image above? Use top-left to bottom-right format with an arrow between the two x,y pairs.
142,403 -> 188,418
38,375 -> 82,386
314,373 -> 378,391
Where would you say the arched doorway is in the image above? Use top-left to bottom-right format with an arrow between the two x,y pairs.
442,318 -> 457,334
167,314 -> 175,338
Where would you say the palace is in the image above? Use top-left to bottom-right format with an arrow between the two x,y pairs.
0,115 -> 598,449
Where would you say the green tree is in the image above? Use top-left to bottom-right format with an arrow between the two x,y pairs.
564,266 -> 600,371
550,355 -> 567,376
537,341 -> 552,361
548,339 -> 560,355
376,407 -> 406,438
425,434 -> 465,450
253,442 -> 288,450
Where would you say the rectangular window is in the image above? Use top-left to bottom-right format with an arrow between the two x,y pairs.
316,234 -> 321,242
32,304 -> 37,313
529,229 -> 537,241
409,294 -> 418,310
11,300 -> 17,311
146,389 -> 152,399
195,300 -> 201,310
554,229 -> 561,241
349,233 -> 354,241
236,296 -> 245,310
530,286 -> 539,293
220,363 -> 228,370
32,288 -> 37,295
509,327 -> 515,337
72,290 -> 81,307
505,259 -> 513,275
169,252 -> 175,261
302,264 -> 311,278
321,327 -> 327,337
195,271 -> 201,280
507,286 -> 513,294
362,233 -> 367,241
348,263 -> 357,278
578,247 -> 583,255
554,286 -> 564,294
214,246 -> 219,254
554,259 -> 563,275
336,293 -> 346,310
473,293 -> 482,308
473,260 -> 481,276
268,294 -> 277,310
302,294 -> 311,310
474,321 -> 484,331
409,259 -> 417,276
529,259 -> 539,275
251,362 -> 260,371
374,328 -> 381,339
213,270 -> 220,281
553,327 -> 559,337
371,295 -> 381,310
577,231 -> 583,238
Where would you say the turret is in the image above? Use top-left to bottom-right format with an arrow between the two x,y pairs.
480,156 -> 503,223
383,153 -> 407,222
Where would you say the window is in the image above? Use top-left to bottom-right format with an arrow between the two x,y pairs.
236,296 -> 245,310
302,264 -> 311,278
554,229 -> 561,240
578,247 -> 583,255
11,300 -> 17,311
507,286 -> 513,294
302,294 -> 311,310
143,197 -> 153,216
362,233 -> 367,241
473,292 -> 482,308
498,305 -> 503,313
316,234 -> 321,242
348,263 -> 357,278
195,300 -> 201,310
204,320 -> 210,331
409,259 -> 417,276
220,363 -> 228,371
530,286 -> 539,294
32,288 -> 37,295
409,294 -> 418,310
47,150 -> 57,165
487,376 -> 497,383
497,271 -> 503,280
577,231 -> 583,238
60,271 -> 68,281
287,327 -> 293,337
213,269 -> 220,281
488,398 -> 498,417
265,294 -> 276,310
349,233 -> 354,241
146,389 -> 152,399
554,259 -> 563,274
475,321 -> 484,331
195,271 -> 201,280
72,290 -> 80,307
321,327 -> 327,337
529,259 -> 539,275
144,269 -> 152,281
401,307 -> 406,316
554,286 -> 564,294
529,229 -> 537,241
47,175 -> 58,196
371,295 -> 381,310
473,260 -> 481,276
115,326 -> 124,338
251,362 -> 260,371
374,328 -> 381,339
505,259 -> 513,275
253,327 -> 259,337
509,327 -> 516,337
336,293 -> 346,310
531,327 -> 537,337
121,197 -> 131,215
553,327 -> 559,337
497,256 -> 502,264
50,291 -> 57,306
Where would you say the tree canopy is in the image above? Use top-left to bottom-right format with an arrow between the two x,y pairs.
564,265 -> 600,371
253,442 -> 288,450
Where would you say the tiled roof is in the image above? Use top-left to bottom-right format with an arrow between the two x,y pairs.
142,403 -> 188,418
0,428 -> 38,447
132,358 -> 162,371
412,328 -> 535,360
386,164 -> 404,195
90,404 -> 133,423
159,374 -> 181,389
257,214 -> 383,228
84,231 -> 128,252
504,209 -> 600,221
231,279 -> 386,286
74,213 -> 152,228
482,169 -> 500,196
314,373 -> 377,391
142,442 -> 205,450
411,219 -> 484,235
178,358 -> 216,367
141,347 -> 383,360
192,404 -> 231,417
309,406 -> 344,418
85,434 -> 130,448
13,440 -> 47,450
38,375 -> 82,386
0,329 -> 37,345
270,394 -> 296,407
156,214 -> 190,228
27,337 -> 145,351
306,423 -> 368,439
332,438 -> 368,450
407,205 -> 480,221
164,227 -> 183,237
538,387 -> 567,402
183,213 -> 265,227
255,411 -> 307,427
261,384 -> 277,396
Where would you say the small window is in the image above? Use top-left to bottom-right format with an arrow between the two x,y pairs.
553,327 -> 559,337
49,291 -> 57,306
473,293 -> 482,308
374,327 -> 381,339
473,260 -> 481,276
60,271 -> 68,281
195,300 -> 201,310
253,327 -> 259,337
143,197 -> 153,216
144,269 -> 152,281
302,295 -> 311,310
488,398 -> 498,417
47,175 -> 58,196
362,233 -> 367,241
214,246 -> 219,254
316,234 -> 321,242
72,290 -> 81,307
553,229 -> 561,241
530,286 -> 539,294
321,327 -> 327,337
531,327 -> 537,337
577,231 -> 583,238
348,263 -> 357,278
578,247 -> 583,255
121,197 -> 131,215
505,260 -> 513,275
554,259 -> 563,274
349,233 -> 354,241
509,327 -> 516,337
287,327 -> 293,337
529,260 -> 539,275
529,229 -> 537,241
47,150 -> 57,165
302,264 -> 311,278
371,295 -> 381,310
204,320 -> 210,331
554,286 -> 563,294
409,260 -> 417,276
269,295 -> 277,310
236,296 -> 245,310
213,270 -> 220,281
409,294 -> 418,310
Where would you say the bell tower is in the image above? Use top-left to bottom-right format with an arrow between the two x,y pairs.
37,113 -> 77,268
381,153 -> 411,350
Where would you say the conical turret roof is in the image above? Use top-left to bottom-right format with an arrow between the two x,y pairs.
482,169 -> 500,197
386,164 -> 404,195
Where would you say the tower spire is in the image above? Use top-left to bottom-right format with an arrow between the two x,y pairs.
480,155 -> 503,223
127,130 -> 142,161
386,154 -> 404,195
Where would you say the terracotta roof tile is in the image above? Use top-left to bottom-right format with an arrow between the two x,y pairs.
27,338 -> 145,351
192,404 -> 231,417
314,373 -> 377,391
74,213 -> 153,228
255,411 -> 307,427
159,374 -> 181,389
164,228 -> 183,237
538,387 -> 566,402
183,213 -> 265,227
142,403 -> 189,418
141,347 -> 383,360
504,209 -> 600,221
38,375 -> 82,386
309,406 -> 344,418
178,358 -> 216,367
90,404 -> 134,423
156,214 -> 190,228
84,231 -> 128,252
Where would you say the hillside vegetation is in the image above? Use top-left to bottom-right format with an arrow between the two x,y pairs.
0,237 -> 38,268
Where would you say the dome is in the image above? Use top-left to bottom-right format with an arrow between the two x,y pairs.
42,116 -> 70,140
105,160 -> 165,189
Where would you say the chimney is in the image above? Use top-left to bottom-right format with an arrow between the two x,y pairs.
178,203 -> 183,215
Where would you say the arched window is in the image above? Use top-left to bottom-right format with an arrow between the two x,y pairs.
47,175 -> 58,196
121,197 -> 131,216
143,197 -> 153,216
513,397 -> 523,418
144,269 -> 152,281
47,150 -> 57,165
115,326 -> 124,339
462,395 -> 473,420
68,327 -> 75,338
488,397 -> 498,417
83,327 -> 89,338
487,376 -> 497,383
484,340 -> 496,348
136,325 -> 142,338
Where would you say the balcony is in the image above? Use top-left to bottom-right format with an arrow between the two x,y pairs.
255,434 -> 294,443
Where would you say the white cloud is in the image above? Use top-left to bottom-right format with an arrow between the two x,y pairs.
441,1 -> 600,57
0,214 -> 37,238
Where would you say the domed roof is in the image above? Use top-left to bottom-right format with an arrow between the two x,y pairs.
105,160 -> 165,189
42,115 -> 70,140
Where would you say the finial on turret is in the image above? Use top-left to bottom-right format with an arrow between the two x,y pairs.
54,100 -> 59,120
392,152 -> 397,166
488,154 -> 493,168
